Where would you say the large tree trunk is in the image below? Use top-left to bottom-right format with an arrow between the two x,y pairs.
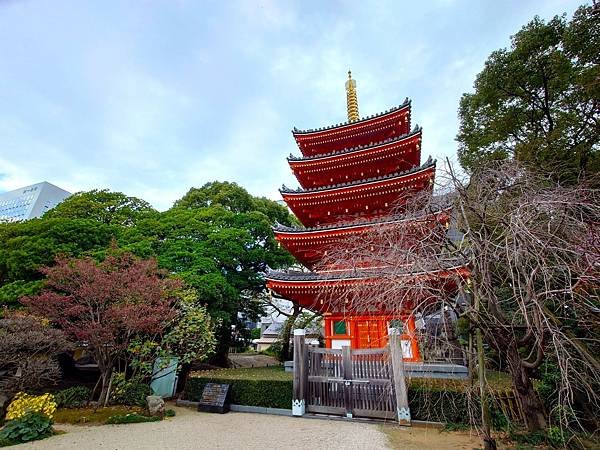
210,321 -> 232,367
507,346 -> 547,431
97,367 -> 113,406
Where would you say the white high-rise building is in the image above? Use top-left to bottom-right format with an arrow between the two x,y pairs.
0,182 -> 71,222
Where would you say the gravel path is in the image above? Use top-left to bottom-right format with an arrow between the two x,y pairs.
22,406 -> 391,450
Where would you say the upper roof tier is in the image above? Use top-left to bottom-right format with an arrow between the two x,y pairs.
292,101 -> 411,157
280,158 -> 436,228
289,127 -> 422,189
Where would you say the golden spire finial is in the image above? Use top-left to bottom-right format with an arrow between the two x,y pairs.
345,69 -> 359,122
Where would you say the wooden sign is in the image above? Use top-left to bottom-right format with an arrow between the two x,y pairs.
198,383 -> 230,414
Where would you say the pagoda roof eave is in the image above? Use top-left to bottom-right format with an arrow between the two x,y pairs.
280,157 -> 435,196
273,206 -> 452,235
265,259 -> 469,283
287,127 -> 422,163
292,99 -> 411,136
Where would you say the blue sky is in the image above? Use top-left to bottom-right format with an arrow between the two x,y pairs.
0,0 -> 584,210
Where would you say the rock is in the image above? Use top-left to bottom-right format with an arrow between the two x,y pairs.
146,395 -> 165,417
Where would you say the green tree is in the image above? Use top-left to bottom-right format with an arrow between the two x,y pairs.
174,181 -> 295,226
44,189 -> 157,226
122,184 -> 295,363
457,5 -> 600,182
174,181 -> 254,212
0,218 -> 118,307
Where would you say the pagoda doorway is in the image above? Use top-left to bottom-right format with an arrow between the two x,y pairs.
356,318 -> 388,349
325,316 -> 421,361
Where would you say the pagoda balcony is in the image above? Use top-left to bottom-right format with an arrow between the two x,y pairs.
280,159 -> 436,228
288,128 -> 422,189
274,207 -> 452,269
292,101 -> 411,157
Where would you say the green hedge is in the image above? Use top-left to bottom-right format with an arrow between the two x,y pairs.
184,367 -> 499,425
409,386 -> 473,424
185,377 -> 292,409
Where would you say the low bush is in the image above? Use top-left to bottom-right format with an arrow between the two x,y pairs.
105,413 -> 161,424
0,412 -> 53,444
165,409 -> 176,417
0,436 -> 16,447
53,406 -> 144,424
54,386 -> 91,408
185,367 -> 291,409
110,373 -> 151,407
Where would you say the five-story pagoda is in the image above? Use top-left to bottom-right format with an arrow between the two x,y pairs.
266,73 -> 466,360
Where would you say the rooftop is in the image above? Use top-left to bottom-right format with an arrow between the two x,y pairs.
280,157 -> 434,194
292,99 -> 411,135
287,126 -> 422,162
265,258 -> 467,282
273,205 -> 452,234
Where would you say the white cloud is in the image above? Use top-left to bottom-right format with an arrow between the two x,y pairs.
0,0 -> 585,208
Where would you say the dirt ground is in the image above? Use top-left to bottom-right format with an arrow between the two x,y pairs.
21,405 -> 483,449
228,353 -> 279,368
381,423 -> 483,450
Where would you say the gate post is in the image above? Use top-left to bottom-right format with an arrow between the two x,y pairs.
292,329 -> 306,416
389,327 -> 411,426
342,346 -> 353,418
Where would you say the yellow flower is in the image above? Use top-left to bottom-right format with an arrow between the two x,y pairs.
5,392 -> 57,421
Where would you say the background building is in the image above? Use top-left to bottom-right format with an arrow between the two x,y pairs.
0,181 -> 71,222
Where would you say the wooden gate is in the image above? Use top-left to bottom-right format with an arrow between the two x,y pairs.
304,346 -> 396,419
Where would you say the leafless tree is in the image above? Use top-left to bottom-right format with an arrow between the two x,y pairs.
313,161 -> 600,442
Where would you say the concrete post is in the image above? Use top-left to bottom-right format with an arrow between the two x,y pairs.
389,327 -> 411,426
292,329 -> 306,416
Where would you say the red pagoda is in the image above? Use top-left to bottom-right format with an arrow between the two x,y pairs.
266,72 -> 467,360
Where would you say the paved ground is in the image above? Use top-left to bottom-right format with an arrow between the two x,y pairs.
23,406 -> 391,450
22,405 -> 484,449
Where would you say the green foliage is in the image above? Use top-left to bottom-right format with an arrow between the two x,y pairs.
54,386 -> 91,408
249,327 -> 261,340
536,358 -> 560,411
110,373 -> 151,407
457,5 -> 600,182
0,280 -> 43,308
164,409 -> 176,417
408,386 -> 471,424
0,412 -> 53,444
0,436 -> 16,447
126,288 -> 216,379
546,426 -> 569,448
53,406 -> 144,424
161,289 -> 216,365
0,180 -> 295,366
184,366 -> 494,424
174,181 -> 254,212
122,185 -> 295,362
0,218 -> 117,287
262,339 -> 285,362
105,413 -> 160,424
185,372 -> 292,409
442,422 -> 470,432
509,429 -> 548,447
173,182 -> 295,225
44,189 -> 157,226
